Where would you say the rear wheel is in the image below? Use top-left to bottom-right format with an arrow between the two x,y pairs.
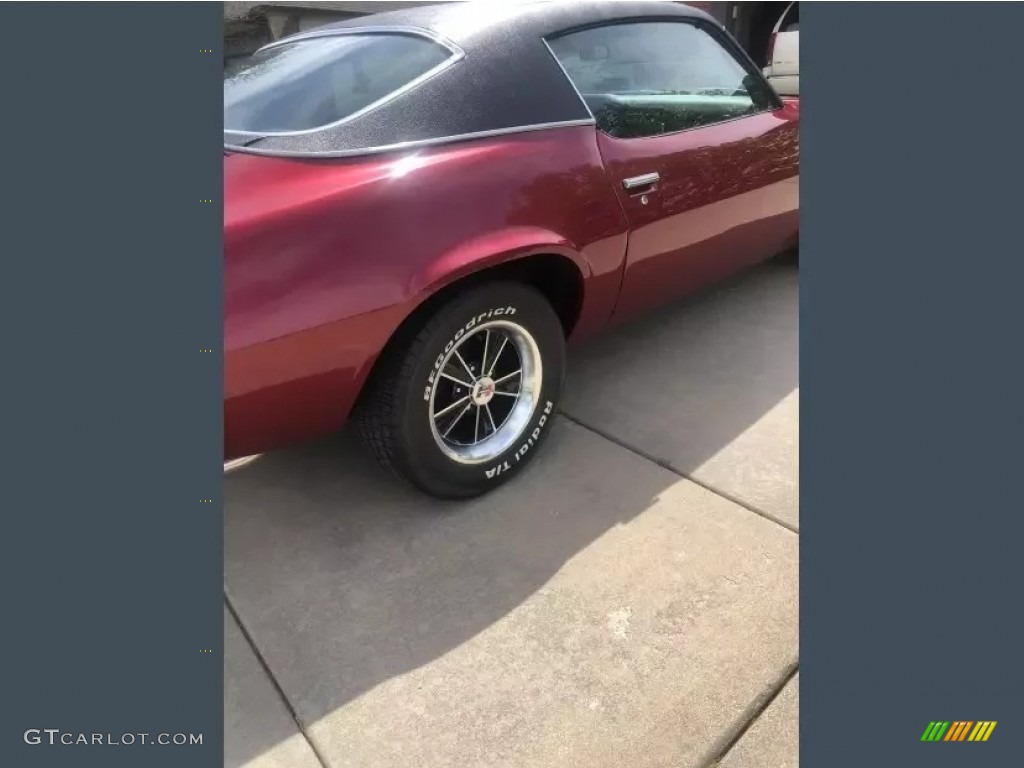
356,282 -> 565,498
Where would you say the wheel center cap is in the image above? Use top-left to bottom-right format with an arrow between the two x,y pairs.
471,377 -> 496,406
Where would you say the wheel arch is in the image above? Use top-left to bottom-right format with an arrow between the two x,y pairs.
352,247 -> 587,412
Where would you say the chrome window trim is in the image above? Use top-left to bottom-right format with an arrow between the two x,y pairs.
225,26 -> 466,138
602,106 -> 779,143
254,25 -> 462,56
540,38 -> 595,121
223,118 -> 596,160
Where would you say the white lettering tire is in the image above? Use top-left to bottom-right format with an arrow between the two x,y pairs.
355,282 -> 565,498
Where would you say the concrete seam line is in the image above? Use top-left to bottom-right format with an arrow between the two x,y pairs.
224,591 -> 331,768
559,412 -> 799,535
699,661 -> 799,768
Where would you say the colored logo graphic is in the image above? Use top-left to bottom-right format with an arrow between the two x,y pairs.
921,721 -> 997,742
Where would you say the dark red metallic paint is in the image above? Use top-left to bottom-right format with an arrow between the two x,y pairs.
603,104 -> 800,321
224,105 -> 799,460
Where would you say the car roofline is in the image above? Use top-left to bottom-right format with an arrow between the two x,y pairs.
255,24 -> 462,57
225,1 -> 718,155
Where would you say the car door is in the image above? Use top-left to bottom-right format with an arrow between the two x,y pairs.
547,19 -> 799,322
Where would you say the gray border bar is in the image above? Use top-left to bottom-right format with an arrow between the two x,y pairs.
803,2 -> 1024,765
0,4 -> 223,766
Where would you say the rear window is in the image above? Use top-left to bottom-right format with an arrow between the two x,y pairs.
224,33 -> 455,134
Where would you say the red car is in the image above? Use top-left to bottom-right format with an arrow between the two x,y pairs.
224,0 -> 799,498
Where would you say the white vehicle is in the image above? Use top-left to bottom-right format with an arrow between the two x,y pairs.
763,1 -> 799,96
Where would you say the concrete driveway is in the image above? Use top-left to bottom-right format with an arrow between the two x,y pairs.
225,261 -> 799,768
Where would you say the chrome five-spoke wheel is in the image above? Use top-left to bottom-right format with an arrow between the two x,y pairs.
428,321 -> 542,464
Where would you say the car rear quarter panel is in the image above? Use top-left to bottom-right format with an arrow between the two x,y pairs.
224,126 -> 627,459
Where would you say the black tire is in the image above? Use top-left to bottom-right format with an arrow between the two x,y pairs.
355,281 -> 565,499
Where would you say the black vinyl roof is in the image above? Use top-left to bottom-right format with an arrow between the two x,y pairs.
228,0 -> 718,157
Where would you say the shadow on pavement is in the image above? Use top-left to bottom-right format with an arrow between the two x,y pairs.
224,261 -> 798,767
225,421 -> 672,766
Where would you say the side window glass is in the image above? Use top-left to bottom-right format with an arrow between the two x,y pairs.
548,22 -> 775,139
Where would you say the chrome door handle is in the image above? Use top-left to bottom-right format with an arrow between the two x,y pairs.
622,172 -> 660,190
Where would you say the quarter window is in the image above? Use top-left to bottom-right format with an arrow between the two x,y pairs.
224,33 -> 455,134
547,22 -> 775,139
